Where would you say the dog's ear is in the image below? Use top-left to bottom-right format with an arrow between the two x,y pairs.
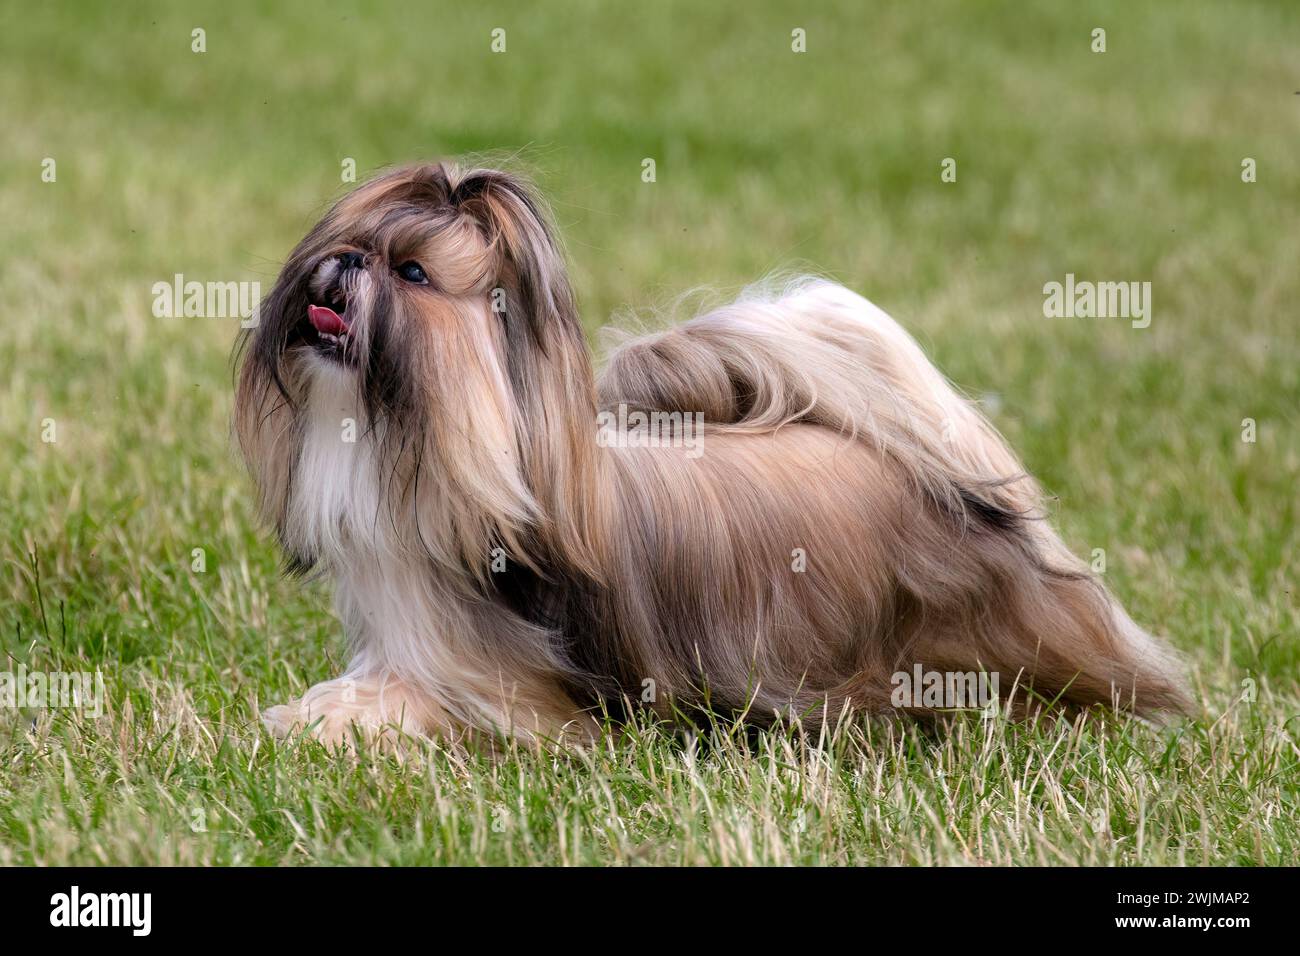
452,168 -> 605,577
451,169 -> 580,349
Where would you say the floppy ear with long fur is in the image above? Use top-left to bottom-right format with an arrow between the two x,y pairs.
452,169 -> 607,579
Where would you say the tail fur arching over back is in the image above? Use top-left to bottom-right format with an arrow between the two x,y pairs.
598,278 -> 1189,717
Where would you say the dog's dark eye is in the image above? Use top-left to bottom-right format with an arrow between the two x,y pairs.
396,261 -> 428,285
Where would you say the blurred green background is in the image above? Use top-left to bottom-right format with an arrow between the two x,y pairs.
0,0 -> 1295,864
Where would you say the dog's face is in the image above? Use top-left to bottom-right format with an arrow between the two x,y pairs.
234,163 -> 600,575
249,166 -> 528,423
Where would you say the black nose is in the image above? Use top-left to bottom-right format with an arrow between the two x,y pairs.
338,251 -> 364,271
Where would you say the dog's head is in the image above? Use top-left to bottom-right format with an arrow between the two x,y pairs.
235,163 -> 599,576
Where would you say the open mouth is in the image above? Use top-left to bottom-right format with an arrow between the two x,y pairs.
300,300 -> 356,364
292,252 -> 366,365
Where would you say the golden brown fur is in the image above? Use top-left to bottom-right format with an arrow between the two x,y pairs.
234,162 -> 1188,747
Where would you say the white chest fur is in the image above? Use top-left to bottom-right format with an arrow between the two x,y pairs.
286,362 -> 384,562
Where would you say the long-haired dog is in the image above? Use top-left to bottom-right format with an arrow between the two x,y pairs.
235,162 -> 1188,746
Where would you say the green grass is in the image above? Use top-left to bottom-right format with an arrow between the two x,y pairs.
1,0 -> 1296,865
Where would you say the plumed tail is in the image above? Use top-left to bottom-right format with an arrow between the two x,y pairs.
601,279 -> 1032,522
598,278 -> 1189,718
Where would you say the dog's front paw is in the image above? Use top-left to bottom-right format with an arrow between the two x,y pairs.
260,701 -> 309,739
260,693 -> 378,748
260,675 -> 440,749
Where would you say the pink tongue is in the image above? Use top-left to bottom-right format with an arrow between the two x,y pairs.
307,304 -> 349,335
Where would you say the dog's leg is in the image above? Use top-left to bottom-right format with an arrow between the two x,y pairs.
262,671 -> 601,748
261,671 -> 450,748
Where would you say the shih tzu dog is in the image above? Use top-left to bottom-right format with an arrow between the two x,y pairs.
235,162 -> 1188,747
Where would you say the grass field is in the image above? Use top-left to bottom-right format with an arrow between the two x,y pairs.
1,0 -> 1297,865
